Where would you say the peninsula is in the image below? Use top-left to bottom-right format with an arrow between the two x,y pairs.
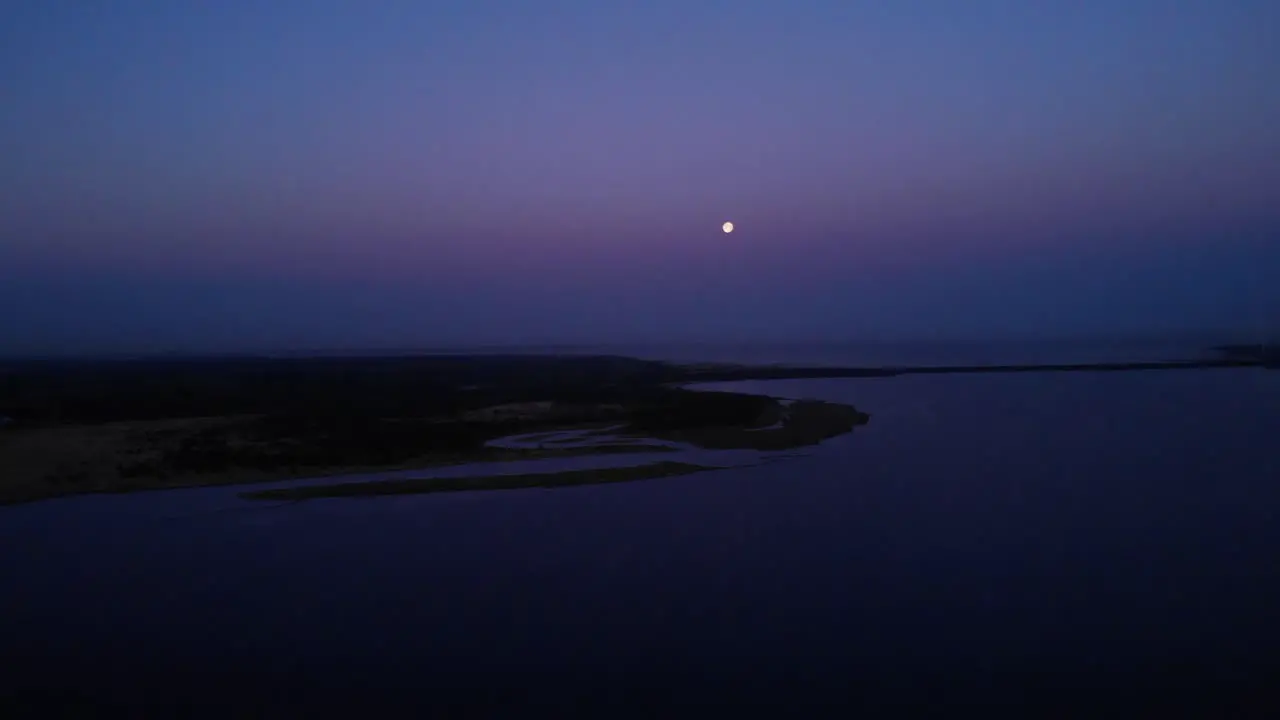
0,349 -> 1263,504
0,354 -> 868,504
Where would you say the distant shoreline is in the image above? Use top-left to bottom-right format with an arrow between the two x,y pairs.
670,357 -> 1265,384
0,351 -> 1265,505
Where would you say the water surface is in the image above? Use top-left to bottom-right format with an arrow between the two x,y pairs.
2,351 -> 1278,713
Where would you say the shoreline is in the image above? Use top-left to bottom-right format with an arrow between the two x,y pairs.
0,351 -> 1260,505
239,461 -> 724,501
0,381 -> 865,505
669,358 -> 1263,383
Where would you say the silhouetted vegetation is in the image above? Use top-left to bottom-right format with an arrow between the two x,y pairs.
646,400 -> 869,450
0,354 -> 673,426
1215,344 -> 1279,367
627,389 -> 780,431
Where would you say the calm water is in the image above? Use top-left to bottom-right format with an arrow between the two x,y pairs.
2,343 -> 1278,713
606,335 -> 1235,366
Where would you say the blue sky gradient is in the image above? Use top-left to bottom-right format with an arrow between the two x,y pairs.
2,1 -> 1278,352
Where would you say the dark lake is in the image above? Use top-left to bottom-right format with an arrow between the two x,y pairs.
3,342 -> 1278,714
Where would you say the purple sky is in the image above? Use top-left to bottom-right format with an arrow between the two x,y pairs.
2,1 -> 1279,353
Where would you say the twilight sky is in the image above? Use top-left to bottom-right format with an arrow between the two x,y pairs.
2,1 -> 1279,353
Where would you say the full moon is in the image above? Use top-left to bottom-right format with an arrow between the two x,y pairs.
722,221 -> 734,233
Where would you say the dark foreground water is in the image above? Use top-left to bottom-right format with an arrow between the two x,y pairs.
3,354 -> 1279,714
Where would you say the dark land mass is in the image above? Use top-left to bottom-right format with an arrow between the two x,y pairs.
2,349 -> 1260,504
1213,344 -> 1280,367
0,354 -> 868,504
675,357 -> 1264,383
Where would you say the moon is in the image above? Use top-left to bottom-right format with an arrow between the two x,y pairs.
722,221 -> 734,233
